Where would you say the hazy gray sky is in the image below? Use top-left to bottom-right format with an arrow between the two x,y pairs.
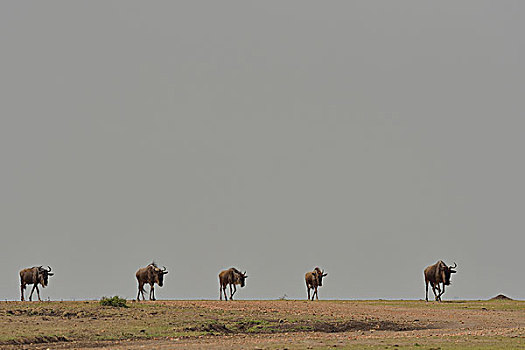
1,1 -> 524,301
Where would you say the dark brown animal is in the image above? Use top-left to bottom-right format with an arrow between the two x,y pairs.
305,267 -> 327,300
135,262 -> 168,301
19,266 -> 54,301
424,260 -> 457,301
218,268 -> 247,300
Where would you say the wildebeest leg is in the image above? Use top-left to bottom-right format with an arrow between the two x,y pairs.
231,284 -> 237,299
431,283 -> 439,301
315,286 -> 319,300
425,280 -> 429,302
150,283 -> 155,301
137,283 -> 142,301
306,284 -> 310,301
220,284 -> 227,300
222,286 -> 228,301
29,284 -> 37,301
434,284 -> 441,300
138,283 -> 146,301
20,284 -> 26,301
36,285 -> 41,301
229,284 -> 234,300
437,283 -> 444,302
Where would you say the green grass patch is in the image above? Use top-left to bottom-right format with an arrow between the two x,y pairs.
100,296 -> 128,308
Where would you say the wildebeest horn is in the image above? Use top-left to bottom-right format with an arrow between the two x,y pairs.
450,262 -> 457,269
46,266 -> 52,272
162,266 -> 168,274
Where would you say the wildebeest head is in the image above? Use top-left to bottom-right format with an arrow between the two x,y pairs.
149,264 -> 168,287
38,266 -> 54,287
314,267 -> 327,286
440,262 -> 457,285
237,271 -> 248,287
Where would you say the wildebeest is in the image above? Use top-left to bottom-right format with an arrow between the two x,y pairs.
19,266 -> 54,301
219,267 -> 247,301
135,262 -> 168,301
424,260 -> 457,301
305,267 -> 327,300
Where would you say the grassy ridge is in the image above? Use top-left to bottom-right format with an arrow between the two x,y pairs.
0,300 -> 523,348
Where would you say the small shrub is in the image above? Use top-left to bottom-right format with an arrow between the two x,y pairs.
100,296 -> 128,308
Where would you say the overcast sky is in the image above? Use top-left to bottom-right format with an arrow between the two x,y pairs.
1,1 -> 524,301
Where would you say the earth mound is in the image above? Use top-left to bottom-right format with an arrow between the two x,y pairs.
490,294 -> 513,300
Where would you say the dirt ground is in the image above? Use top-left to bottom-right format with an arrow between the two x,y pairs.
0,300 -> 523,349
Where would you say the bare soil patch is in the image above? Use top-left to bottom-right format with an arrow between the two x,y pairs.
5,335 -> 69,346
185,318 -> 426,334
